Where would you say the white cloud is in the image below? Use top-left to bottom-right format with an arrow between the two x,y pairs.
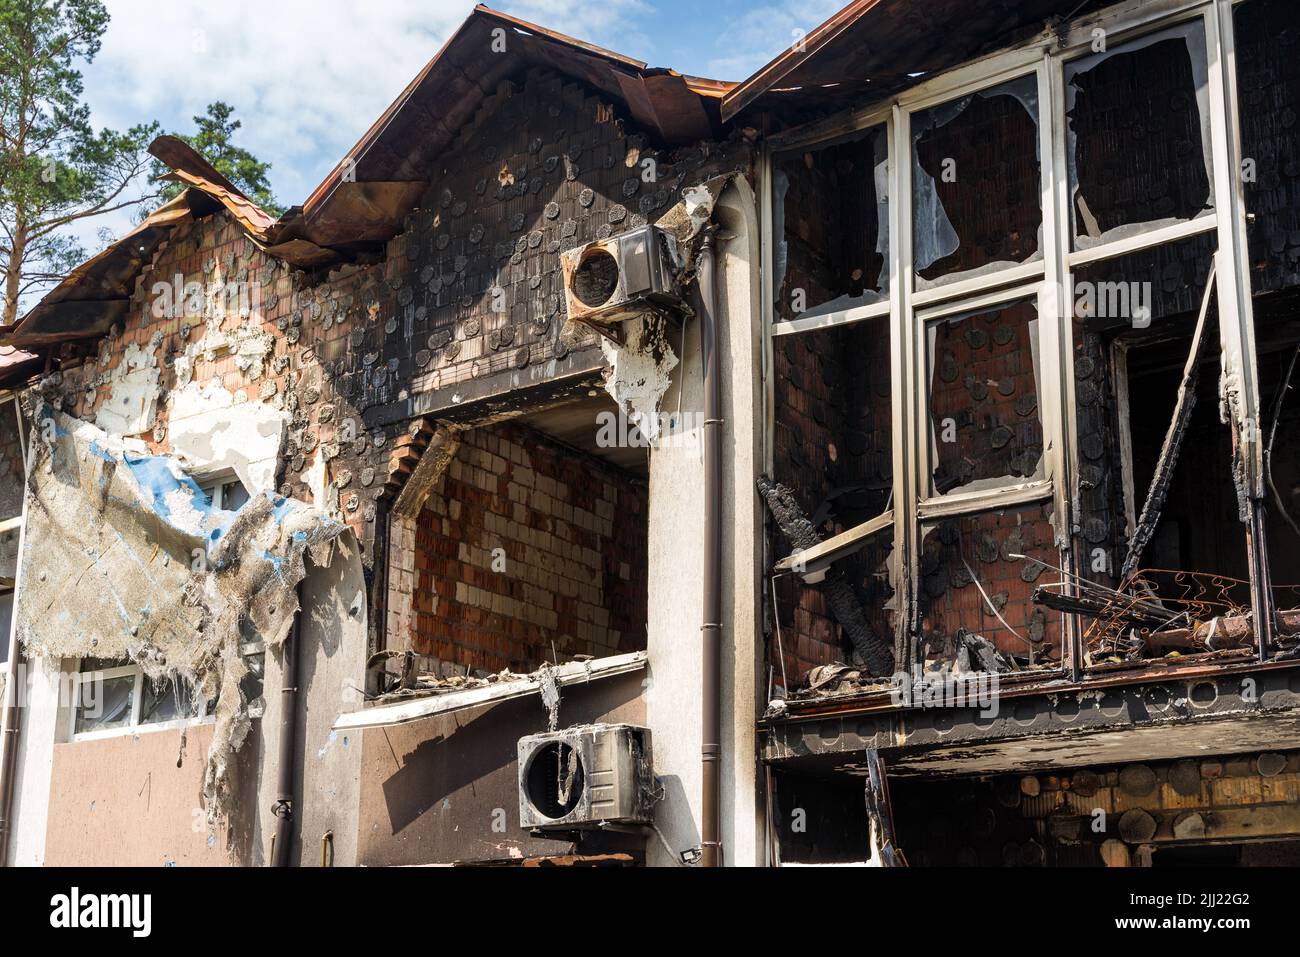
696,0 -> 842,82
83,0 -> 665,203
34,0 -> 660,311
85,1 -> 481,204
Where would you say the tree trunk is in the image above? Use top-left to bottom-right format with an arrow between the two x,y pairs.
2,221 -> 26,328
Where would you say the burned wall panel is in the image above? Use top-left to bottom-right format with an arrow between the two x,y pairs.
366,68 -> 748,424
1236,0 -> 1300,297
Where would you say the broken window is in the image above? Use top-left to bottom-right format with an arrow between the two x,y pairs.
1060,233 -> 1263,666
773,320 -> 894,523
912,74 -> 1042,288
1236,0 -> 1300,296
926,297 -> 1044,497
70,658 -> 214,739
200,475 -> 250,511
773,125 -> 889,324
768,317 -> 898,684
72,660 -> 137,737
1065,20 -> 1215,251
762,1 -> 1298,697
918,503 -> 1063,672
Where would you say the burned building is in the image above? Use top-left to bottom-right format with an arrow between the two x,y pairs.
1,0 -> 1299,869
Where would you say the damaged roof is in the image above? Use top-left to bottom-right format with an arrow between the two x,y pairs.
721,0 -> 1103,122
1,4 -> 732,355
286,5 -> 729,254
0,346 -> 40,391
7,136 -> 282,350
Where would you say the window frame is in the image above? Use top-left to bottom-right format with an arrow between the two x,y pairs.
1,394 -> 28,674
761,0 -> 1268,680
197,472 -> 250,511
67,640 -> 266,743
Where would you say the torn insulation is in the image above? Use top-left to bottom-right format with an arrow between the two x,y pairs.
16,407 -> 350,826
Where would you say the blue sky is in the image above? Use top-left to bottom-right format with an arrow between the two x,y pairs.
78,0 -> 842,223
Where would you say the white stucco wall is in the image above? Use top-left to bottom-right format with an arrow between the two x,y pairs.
8,656 -> 63,865
645,179 -> 765,866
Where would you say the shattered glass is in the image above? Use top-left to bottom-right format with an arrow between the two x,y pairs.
1065,20 -> 1215,250
74,671 -> 135,735
774,125 -> 890,322
912,74 -> 1042,288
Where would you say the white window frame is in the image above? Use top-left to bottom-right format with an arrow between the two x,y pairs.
761,0 -> 1264,677
1,394 -> 28,675
66,639 -> 267,742
68,662 -> 214,743
197,471 -> 249,511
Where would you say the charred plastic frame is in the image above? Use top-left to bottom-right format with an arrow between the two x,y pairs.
761,0 -> 1289,696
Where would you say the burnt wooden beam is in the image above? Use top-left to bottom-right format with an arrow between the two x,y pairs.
864,749 -> 905,867
1122,266 -> 1217,580
758,475 -> 894,676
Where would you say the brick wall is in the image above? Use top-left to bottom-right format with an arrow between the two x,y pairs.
49,213 -> 395,563
388,421 -> 647,674
917,502 -> 1062,666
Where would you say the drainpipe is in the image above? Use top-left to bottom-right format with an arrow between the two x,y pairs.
0,646 -> 22,866
698,226 -> 723,867
270,586 -> 303,867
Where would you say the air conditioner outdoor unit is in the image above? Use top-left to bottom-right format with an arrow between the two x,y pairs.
560,225 -> 684,330
517,723 -> 655,830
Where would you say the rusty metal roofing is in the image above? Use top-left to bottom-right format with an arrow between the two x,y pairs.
0,345 -> 40,390
721,0 -> 1096,122
150,135 -> 278,236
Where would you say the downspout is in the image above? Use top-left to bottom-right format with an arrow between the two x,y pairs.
0,649 -> 22,867
270,584 -> 303,866
698,226 -> 724,867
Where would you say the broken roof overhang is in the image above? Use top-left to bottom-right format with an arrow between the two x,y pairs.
721,0 -> 1097,123
332,650 -> 647,731
1,137 -> 279,351
291,5 -> 731,254
0,346 -> 42,391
